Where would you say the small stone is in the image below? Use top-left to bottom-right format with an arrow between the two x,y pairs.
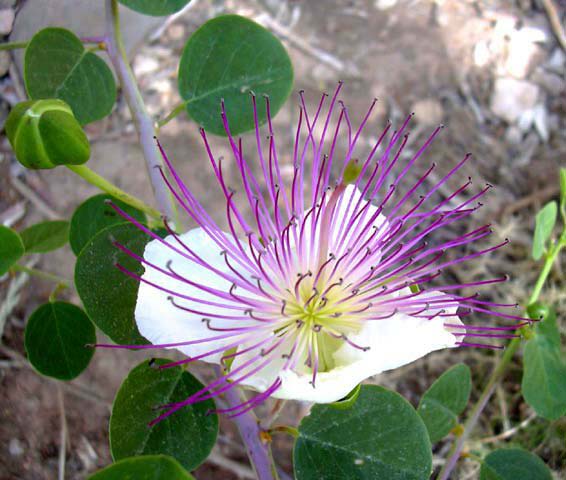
490,77 -> 539,124
412,98 -> 443,126
167,24 -> 185,41
375,0 -> 397,10
532,104 -> 549,142
0,8 -> 14,35
546,48 -> 566,74
503,28 -> 544,79
133,55 -> 159,76
505,125 -> 523,145
473,41 -> 491,68
532,68 -> 564,96
0,50 -> 10,76
9,438 -> 24,456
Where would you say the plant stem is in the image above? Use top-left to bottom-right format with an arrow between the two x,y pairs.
529,231 -> 565,305
438,236 -> 565,480
12,264 -> 69,286
104,0 -> 177,225
215,368 -> 276,480
57,384 -> 67,480
157,101 -> 187,129
438,341 -> 518,480
0,41 -> 28,51
66,164 -> 161,221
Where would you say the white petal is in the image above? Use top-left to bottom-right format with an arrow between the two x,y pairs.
135,228 -> 253,363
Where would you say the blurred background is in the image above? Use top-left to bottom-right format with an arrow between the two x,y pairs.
0,0 -> 564,478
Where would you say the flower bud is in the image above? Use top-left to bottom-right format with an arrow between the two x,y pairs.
5,99 -> 90,170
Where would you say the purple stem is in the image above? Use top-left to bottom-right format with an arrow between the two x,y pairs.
437,336 -> 521,479
104,0 -> 176,223
215,366 -> 276,480
438,383 -> 495,479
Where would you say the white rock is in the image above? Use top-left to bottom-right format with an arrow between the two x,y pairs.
532,103 -> 549,142
532,68 -> 564,96
517,108 -> 535,132
167,24 -> 185,41
490,77 -> 539,124
546,48 -> 566,74
473,41 -> 491,68
492,15 -> 517,39
505,125 -> 523,145
375,0 -> 397,10
504,28 -> 544,78
8,438 -> 24,456
517,25 -> 549,44
133,55 -> 159,76
0,8 -> 14,35
412,98 -> 443,126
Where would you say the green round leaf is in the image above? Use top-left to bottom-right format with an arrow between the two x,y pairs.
24,301 -> 95,381
75,223 -> 149,345
89,455 -> 194,480
119,0 -> 190,16
70,194 -> 146,256
24,27 -> 116,125
294,385 -> 432,480
20,220 -> 70,253
480,449 -> 552,480
110,358 -> 218,470
522,306 -> 566,420
178,14 -> 293,136
417,363 -> 472,443
0,226 -> 24,275
5,99 -> 90,169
